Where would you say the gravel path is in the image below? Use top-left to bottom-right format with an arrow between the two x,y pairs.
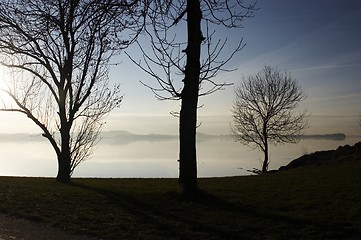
0,213 -> 99,240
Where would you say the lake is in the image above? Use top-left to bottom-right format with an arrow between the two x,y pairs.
0,133 -> 359,178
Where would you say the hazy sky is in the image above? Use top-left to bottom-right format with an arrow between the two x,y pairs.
1,0 -> 361,136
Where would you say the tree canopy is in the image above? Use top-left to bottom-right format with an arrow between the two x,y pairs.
232,66 -> 308,173
0,0 -> 143,182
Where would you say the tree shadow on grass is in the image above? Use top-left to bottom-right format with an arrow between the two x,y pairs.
71,182 -> 361,240
71,182 -> 251,240
200,190 -> 361,238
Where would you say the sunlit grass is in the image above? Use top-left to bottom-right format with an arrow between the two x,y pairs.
0,159 -> 360,239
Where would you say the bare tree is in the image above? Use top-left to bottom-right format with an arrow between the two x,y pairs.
231,66 -> 308,173
0,0 -> 142,182
128,0 -> 256,198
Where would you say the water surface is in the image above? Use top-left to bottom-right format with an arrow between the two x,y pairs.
0,133 -> 359,178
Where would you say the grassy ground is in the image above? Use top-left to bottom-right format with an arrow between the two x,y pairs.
0,159 -> 360,240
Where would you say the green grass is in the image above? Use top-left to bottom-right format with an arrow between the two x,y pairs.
0,159 -> 361,240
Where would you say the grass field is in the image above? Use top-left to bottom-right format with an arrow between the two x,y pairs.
0,158 -> 360,240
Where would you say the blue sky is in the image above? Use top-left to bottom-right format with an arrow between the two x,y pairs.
1,0 -> 361,135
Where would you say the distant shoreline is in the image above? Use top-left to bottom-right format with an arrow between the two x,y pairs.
301,133 -> 346,140
0,131 -> 357,142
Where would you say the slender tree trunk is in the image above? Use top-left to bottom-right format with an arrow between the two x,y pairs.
178,0 -> 202,198
262,125 -> 269,173
262,146 -> 268,173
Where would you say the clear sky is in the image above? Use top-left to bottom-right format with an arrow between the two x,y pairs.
1,0 -> 361,136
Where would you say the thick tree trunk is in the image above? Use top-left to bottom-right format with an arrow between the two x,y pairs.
56,129 -> 72,183
179,94 -> 198,197
56,152 -> 71,183
56,86 -> 72,183
178,0 -> 202,198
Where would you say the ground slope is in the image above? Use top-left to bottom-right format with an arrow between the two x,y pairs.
279,141 -> 361,171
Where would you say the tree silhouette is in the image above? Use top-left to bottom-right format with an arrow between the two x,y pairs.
129,0 -> 256,198
231,66 -> 308,173
0,0 -> 142,182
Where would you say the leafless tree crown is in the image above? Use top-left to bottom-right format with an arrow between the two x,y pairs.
0,0 -> 143,175
127,0 -> 257,101
232,65 -> 308,151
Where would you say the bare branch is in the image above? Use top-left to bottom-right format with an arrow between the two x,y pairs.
131,0 -> 256,101
202,0 -> 257,28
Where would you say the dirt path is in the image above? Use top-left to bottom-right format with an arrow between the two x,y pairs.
0,213 -> 99,240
